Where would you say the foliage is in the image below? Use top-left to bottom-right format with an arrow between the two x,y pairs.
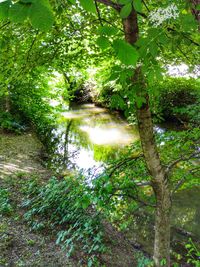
22,176 -> 106,266
0,111 -> 26,134
96,75 -> 200,126
135,253 -> 154,267
185,239 -> 200,266
0,0 -> 200,265
0,0 -> 54,31
0,187 -> 13,215
151,77 -> 200,125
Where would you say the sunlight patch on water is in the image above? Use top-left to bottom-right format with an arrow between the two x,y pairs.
80,125 -> 134,145
75,149 -> 102,170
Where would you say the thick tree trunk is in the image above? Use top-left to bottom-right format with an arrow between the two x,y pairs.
123,10 -> 171,267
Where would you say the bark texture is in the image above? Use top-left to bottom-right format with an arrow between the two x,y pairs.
123,10 -> 172,267
137,97 -> 171,266
190,0 -> 200,25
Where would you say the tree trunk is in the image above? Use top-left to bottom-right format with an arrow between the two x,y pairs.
189,0 -> 200,25
123,10 -> 171,267
136,96 -> 171,266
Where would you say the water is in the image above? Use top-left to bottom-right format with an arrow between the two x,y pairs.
44,103 -> 200,255
46,103 -> 139,173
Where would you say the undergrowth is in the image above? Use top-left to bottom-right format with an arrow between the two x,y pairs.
0,187 -> 13,215
21,176 -> 106,266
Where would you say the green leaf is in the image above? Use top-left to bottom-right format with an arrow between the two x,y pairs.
180,13 -> 198,32
81,196 -> 90,209
29,2 -> 54,31
120,3 -> 132,18
79,0 -> 96,14
113,39 -> 139,66
0,0 -> 10,19
136,96 -> 146,108
133,0 -> 142,12
9,3 -> 30,23
98,25 -> 118,36
118,0 -> 132,4
149,42 -> 158,57
96,36 -> 110,50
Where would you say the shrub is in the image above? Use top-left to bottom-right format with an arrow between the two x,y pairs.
22,176 -> 106,266
0,111 -> 26,134
151,77 -> 200,125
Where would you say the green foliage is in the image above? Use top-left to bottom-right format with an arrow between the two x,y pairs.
151,77 -> 200,125
0,0 -> 54,31
120,3 -> 132,19
113,39 -> 139,66
136,253 -> 153,267
7,69 -> 64,137
0,111 -> 26,134
133,0 -> 142,12
0,187 -> 13,215
29,1 -> 54,31
96,36 -> 110,50
79,0 -> 97,14
185,239 -> 200,266
22,177 -> 106,265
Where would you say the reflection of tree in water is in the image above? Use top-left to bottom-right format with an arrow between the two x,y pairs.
44,104 -> 138,173
46,118 -> 93,171
93,144 -> 125,162
63,119 -> 73,167
172,187 -> 200,238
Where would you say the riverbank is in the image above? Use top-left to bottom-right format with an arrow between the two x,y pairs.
0,132 -> 77,266
0,132 -> 139,266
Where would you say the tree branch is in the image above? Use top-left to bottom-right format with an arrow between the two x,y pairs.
95,0 -> 103,26
108,154 -> 143,178
0,21 -> 10,30
171,167 -> 200,194
166,152 -> 200,174
111,193 -> 156,207
96,0 -> 121,11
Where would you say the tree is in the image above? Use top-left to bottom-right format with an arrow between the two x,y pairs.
0,0 -> 199,266
75,1 -> 199,266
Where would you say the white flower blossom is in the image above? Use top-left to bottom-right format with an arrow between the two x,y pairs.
149,4 -> 179,27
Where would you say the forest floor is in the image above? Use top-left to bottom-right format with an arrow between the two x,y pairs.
0,131 -> 138,267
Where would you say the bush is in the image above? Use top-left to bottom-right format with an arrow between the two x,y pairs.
151,77 -> 200,125
0,111 -> 26,134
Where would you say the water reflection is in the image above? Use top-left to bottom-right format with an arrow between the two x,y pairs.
45,104 -> 139,173
172,187 -> 200,238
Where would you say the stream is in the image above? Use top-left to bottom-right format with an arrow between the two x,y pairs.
44,103 -> 200,256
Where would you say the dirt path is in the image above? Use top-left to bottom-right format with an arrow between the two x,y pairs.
0,132 -> 50,179
0,132 -> 137,267
0,132 -> 77,267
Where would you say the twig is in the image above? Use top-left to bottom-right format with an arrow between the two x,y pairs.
108,154 -> 143,178
142,0 -> 150,12
95,0 -> 103,26
0,21 -> 10,30
111,193 -> 156,207
171,167 -> 200,194
101,18 -> 124,32
166,152 -> 200,174
96,0 -> 121,11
